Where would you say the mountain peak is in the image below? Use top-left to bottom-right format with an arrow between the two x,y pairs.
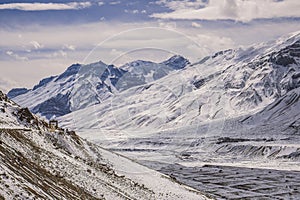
166,55 -> 187,61
120,60 -> 154,70
56,63 -> 81,81
161,55 -> 190,70
7,88 -> 29,99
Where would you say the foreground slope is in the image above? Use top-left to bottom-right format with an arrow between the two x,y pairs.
0,91 -> 208,199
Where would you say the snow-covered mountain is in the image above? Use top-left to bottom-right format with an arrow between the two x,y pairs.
0,90 -> 208,199
59,32 -> 300,133
8,55 -> 190,119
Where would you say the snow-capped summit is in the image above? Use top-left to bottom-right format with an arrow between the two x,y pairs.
161,55 -> 191,70
9,56 -> 190,119
116,56 -> 190,91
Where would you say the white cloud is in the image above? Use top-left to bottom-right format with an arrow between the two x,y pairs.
124,9 -> 142,14
110,48 -> 123,56
158,21 -> 177,29
97,2 -> 105,6
155,0 -> 206,10
0,2 -> 92,11
53,50 -> 67,58
63,44 -> 76,51
192,34 -> 235,52
6,50 -> 28,61
191,22 -> 202,28
109,1 -> 121,5
132,10 -> 139,14
124,9 -> 140,14
152,0 -> 300,22
6,51 -> 13,56
30,41 -> 43,49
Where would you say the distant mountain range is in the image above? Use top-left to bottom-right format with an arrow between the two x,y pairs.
8,55 -> 190,119
57,32 -> 300,132
8,31 -> 300,135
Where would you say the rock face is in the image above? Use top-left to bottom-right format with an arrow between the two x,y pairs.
32,93 -> 71,119
161,55 -> 191,70
7,88 -> 29,99
8,56 -> 190,119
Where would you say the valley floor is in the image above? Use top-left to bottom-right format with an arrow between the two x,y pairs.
77,116 -> 300,199
159,164 -> 300,199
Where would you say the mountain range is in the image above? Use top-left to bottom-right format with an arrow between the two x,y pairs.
8,55 -> 190,119
54,32 -> 300,133
10,31 -> 300,131
7,31 -> 300,140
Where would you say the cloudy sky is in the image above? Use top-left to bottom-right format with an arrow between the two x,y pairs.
1,0 -> 300,92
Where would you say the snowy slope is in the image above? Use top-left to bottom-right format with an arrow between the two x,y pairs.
59,31 -> 300,133
9,56 -> 190,119
0,90 -> 209,199
116,55 -> 190,91
243,86 -> 300,135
